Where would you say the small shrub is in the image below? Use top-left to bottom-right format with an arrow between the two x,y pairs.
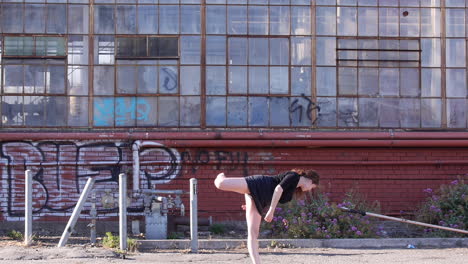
7,230 -> 23,241
209,223 -> 227,235
102,232 -> 138,251
262,189 -> 382,239
415,178 -> 467,237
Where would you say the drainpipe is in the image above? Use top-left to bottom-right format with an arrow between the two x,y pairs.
132,140 -> 141,192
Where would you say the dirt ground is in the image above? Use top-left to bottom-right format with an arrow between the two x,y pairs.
0,237 -> 467,264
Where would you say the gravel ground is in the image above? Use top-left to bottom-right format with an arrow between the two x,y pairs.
0,238 -> 467,264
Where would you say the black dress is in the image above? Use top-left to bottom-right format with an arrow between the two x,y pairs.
244,171 -> 300,215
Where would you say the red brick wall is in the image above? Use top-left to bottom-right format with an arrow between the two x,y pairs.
0,137 -> 466,223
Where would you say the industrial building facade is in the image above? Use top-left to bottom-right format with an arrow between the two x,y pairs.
1,0 -> 468,229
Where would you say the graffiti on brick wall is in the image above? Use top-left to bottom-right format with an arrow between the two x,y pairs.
181,150 -> 249,176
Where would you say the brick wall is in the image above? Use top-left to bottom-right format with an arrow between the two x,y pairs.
0,137 -> 466,225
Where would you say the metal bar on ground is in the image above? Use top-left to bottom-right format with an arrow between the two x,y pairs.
119,173 -> 128,251
340,207 -> 468,235
190,178 -> 198,253
57,177 -> 96,247
24,170 -> 33,246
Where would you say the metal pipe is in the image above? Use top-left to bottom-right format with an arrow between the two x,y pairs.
58,177 -> 96,247
190,178 -> 198,253
24,170 -> 33,246
340,207 -> 468,235
119,173 -> 128,251
132,141 -> 141,191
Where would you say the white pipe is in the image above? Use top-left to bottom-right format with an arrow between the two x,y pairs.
190,178 -> 198,253
340,207 -> 468,235
24,170 -> 33,246
119,173 -> 128,251
132,140 -> 141,191
58,177 -> 96,247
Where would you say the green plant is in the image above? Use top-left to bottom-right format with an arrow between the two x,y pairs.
102,232 -> 138,251
167,232 -> 184,239
262,189 -> 382,239
415,178 -> 467,237
7,230 -> 23,240
209,223 -> 227,235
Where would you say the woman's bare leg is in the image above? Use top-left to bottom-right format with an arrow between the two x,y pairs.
214,173 -> 249,194
245,194 -> 262,264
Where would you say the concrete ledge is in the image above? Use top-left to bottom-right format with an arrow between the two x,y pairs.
137,238 -> 468,250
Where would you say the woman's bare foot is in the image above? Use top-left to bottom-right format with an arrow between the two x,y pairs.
214,172 -> 226,189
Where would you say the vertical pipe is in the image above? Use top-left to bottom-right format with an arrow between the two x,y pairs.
24,170 -> 33,246
58,177 -> 96,247
132,141 -> 140,191
119,173 -> 128,251
190,178 -> 198,253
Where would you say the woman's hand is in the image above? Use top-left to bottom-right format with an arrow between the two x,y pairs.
264,208 -> 274,222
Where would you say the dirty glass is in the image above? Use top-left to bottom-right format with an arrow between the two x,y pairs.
206,66 -> 226,95
180,66 -> 200,95
248,97 -> 268,126
227,96 -> 247,126
180,96 -> 201,126
68,96 -> 88,126
206,97 -> 226,126
206,5 -> 226,34
158,96 -> 179,126
270,97 -> 290,126
206,36 -> 226,65
116,5 -> 136,34
358,98 -> 379,127
447,99 -> 466,128
270,6 -> 290,35
68,66 -> 89,95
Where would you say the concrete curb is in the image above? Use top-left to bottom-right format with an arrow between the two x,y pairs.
137,238 -> 468,250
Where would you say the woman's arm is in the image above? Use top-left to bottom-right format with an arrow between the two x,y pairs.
264,185 -> 283,222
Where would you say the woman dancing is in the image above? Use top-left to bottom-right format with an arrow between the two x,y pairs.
214,169 -> 320,264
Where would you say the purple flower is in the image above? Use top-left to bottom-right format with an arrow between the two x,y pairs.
273,217 -> 278,222
351,226 -> 358,231
298,200 -> 306,206
451,180 -> 459,185
423,188 -> 433,194
356,231 -> 362,236
275,207 -> 283,212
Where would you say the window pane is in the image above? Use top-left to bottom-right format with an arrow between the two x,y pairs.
379,8 -> 398,36
138,66 -> 158,94
249,97 -> 268,126
229,38 -> 247,65
249,38 -> 268,65
316,7 -> 336,35
270,97 -> 290,126
207,36 -> 226,65
207,6 -> 226,34
94,36 -> 115,64
399,98 -> 420,128
68,96 -> 88,126
446,9 -> 465,37
446,69 -> 466,98
291,66 -> 311,96
68,5 -> 89,34
2,4 -> 23,33
24,65 -> 46,94
229,66 -> 247,93
400,68 -> 420,97
150,37 -> 179,57
228,6 -> 247,34
2,96 -> 24,126
290,96 -> 313,127
379,68 -> 399,96
138,5 -> 158,34
337,7 -> 357,36
447,99 -> 467,128
181,36 -> 200,64
207,66 -> 226,95
421,38 -> 440,67
47,65 -> 66,94
180,66 -> 200,95
4,65 -> 24,93
47,4 -> 66,33
25,4 -> 46,33
421,8 -> 440,37
270,6 -> 290,35
68,36 -> 89,65
116,5 -> 136,34
421,99 -> 441,128
94,66 -> 115,95
181,5 -> 201,34
136,97 -> 157,126
446,39 -> 465,67
358,68 -> 378,96
379,98 -> 399,128
180,96 -> 201,126
45,96 -> 67,126
4,37 -> 34,56
68,66 -> 89,95
94,97 -> 114,126
316,67 -> 336,96
115,97 -> 136,127
159,66 -> 178,94
291,6 -> 310,35
317,98 -> 336,127
206,97 -> 226,126
249,67 -> 269,94
160,5 -> 179,34
421,68 -> 441,97
158,96 -> 179,126
338,98 -> 358,127
95,5 -> 115,34
248,6 -> 268,35
358,98 -> 378,127
24,96 -> 45,126
117,66 -> 136,94
227,97 -> 247,126
400,8 -> 419,37
358,7 -> 377,36
270,67 -> 288,94
291,37 -> 311,65
338,67 -> 357,95
316,37 -> 336,66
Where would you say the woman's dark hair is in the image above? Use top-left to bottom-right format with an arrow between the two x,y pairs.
291,168 -> 320,200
